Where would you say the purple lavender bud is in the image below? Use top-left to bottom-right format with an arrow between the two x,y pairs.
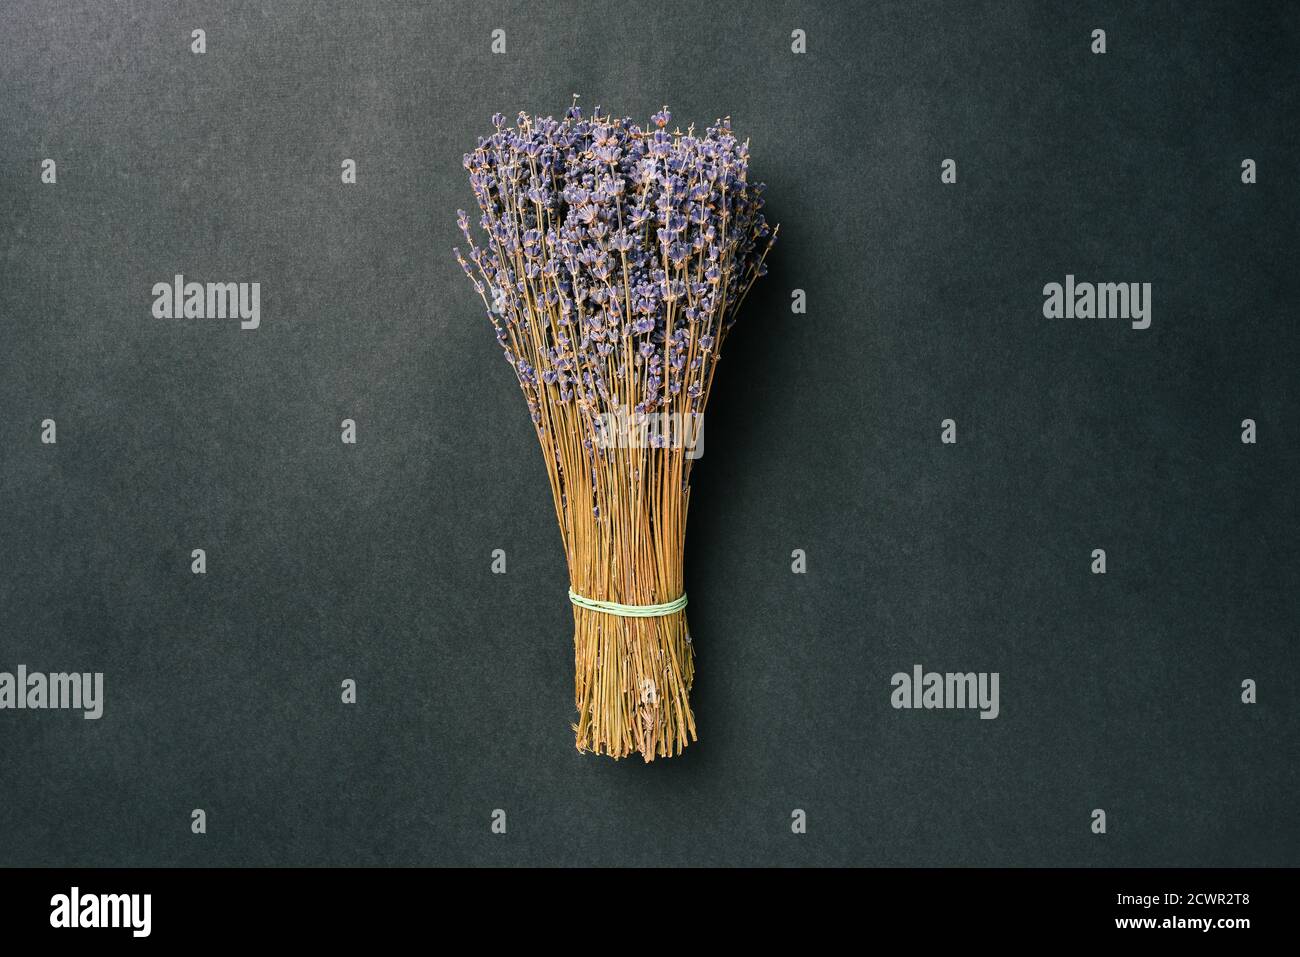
454,101 -> 774,426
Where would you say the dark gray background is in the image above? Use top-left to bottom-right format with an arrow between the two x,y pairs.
1,0 -> 1296,866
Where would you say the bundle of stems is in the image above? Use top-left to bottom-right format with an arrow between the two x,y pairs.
456,100 -> 775,760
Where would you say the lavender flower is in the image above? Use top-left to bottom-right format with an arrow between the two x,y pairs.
455,100 -> 776,422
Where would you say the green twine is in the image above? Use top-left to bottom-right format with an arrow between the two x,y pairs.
568,589 -> 688,618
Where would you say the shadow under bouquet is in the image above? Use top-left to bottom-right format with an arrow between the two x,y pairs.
455,101 -> 775,761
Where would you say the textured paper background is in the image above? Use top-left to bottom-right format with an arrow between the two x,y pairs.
1,0 -> 1296,866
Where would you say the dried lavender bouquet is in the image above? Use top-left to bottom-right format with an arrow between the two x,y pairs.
455,101 -> 775,761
